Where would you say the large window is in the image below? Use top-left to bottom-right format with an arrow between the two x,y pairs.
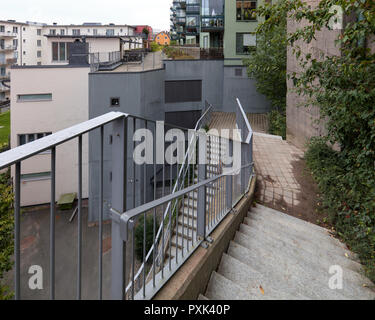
187,16 -> 199,27
236,33 -> 256,55
0,26 -> 4,32
72,29 -> 80,36
236,0 -> 257,21
17,94 -> 52,102
106,29 -> 115,36
165,80 -> 202,103
52,42 -> 70,61
202,0 -> 224,16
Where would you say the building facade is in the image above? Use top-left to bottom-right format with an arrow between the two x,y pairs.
154,31 -> 171,45
0,20 -> 142,102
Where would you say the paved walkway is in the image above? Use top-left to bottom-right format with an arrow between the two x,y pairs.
253,134 -> 305,212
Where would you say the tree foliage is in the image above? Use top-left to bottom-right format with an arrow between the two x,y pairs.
259,0 -> 375,281
243,3 -> 287,138
0,170 -> 14,299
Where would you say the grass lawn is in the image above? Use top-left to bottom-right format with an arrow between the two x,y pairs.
0,111 -> 10,146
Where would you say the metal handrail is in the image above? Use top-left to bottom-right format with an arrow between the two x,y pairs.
126,101 -> 213,294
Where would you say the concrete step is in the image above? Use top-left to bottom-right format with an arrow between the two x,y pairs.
233,231 -> 375,300
173,226 -> 193,241
238,222 -> 373,288
250,205 -> 354,257
227,240 -> 349,300
178,218 -> 197,231
218,253 -> 308,300
205,271 -> 274,300
198,294 -> 209,301
243,216 -> 362,273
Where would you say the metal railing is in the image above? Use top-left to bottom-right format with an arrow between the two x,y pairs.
89,51 -> 121,72
0,99 -> 253,300
128,102 -> 213,294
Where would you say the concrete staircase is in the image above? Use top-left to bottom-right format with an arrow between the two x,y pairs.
201,204 -> 375,300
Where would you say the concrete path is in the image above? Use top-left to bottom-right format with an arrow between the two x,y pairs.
253,134 -> 304,212
201,205 -> 375,300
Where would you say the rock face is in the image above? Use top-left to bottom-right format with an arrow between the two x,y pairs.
201,204 -> 375,300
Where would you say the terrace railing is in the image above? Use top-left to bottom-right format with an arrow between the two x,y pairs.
0,99 -> 253,300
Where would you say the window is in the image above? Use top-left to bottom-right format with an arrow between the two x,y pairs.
18,132 -> 52,146
165,80 -> 202,103
235,68 -> 243,77
106,29 -> 114,36
93,29 -> 98,35
236,33 -> 256,55
60,29 -> 65,35
23,39 -> 26,43
17,94 -> 52,102
13,27 -> 18,33
72,29 -> 80,36
0,26 -> 4,32
52,42 -> 70,61
21,172 -> 51,182
37,50 -> 42,58
110,97 -> 120,107
13,39 -> 18,48
37,62 -> 42,65
37,39 -> 42,47
23,51 -> 26,55
50,29 -> 56,35
236,0 -> 257,21
0,39 -> 4,50
37,29 -> 42,36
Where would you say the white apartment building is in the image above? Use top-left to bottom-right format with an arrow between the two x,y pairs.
0,20 -> 143,102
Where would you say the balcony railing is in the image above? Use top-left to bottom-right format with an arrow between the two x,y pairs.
0,72 -> 10,81
0,45 -> 17,52
89,51 -> 121,72
0,31 -> 18,38
0,99 -> 253,300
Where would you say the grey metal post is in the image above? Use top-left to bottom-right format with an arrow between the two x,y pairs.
225,139 -> 233,210
196,131 -> 207,240
111,116 -> 127,300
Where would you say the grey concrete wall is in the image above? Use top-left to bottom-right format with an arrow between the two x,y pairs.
88,68 -> 165,221
164,60 -> 270,114
164,59 -> 224,113
223,66 -> 271,113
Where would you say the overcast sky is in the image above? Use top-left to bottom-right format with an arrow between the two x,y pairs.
0,0 -> 171,31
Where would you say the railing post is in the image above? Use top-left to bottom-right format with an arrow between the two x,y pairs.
225,139 -> 233,210
111,116 -> 127,300
197,131 -> 207,240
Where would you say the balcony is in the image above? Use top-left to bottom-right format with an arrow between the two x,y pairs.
0,45 -> 17,52
176,17 -> 186,25
201,17 -> 224,31
0,31 -> 18,38
186,5 -> 200,14
6,58 -> 17,65
0,100 -> 254,300
0,72 -> 10,81
0,85 -> 10,93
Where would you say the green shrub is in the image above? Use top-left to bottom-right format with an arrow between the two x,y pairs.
305,138 -> 375,283
150,42 -> 162,52
0,170 -> 14,300
269,110 -> 286,139
134,214 -> 158,262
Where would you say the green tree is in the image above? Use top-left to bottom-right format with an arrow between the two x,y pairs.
243,3 -> 287,138
0,170 -> 14,300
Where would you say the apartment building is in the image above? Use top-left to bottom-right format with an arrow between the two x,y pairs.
0,20 -> 143,102
170,0 -> 267,65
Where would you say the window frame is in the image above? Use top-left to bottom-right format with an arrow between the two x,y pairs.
17,93 -> 53,102
236,0 -> 257,22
